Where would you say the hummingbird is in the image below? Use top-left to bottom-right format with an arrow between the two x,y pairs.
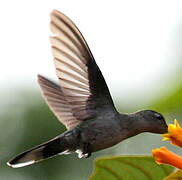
7,10 -> 167,168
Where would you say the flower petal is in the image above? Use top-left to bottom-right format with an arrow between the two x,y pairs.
152,147 -> 182,169
174,119 -> 181,128
161,119 -> 182,148
162,137 -> 170,141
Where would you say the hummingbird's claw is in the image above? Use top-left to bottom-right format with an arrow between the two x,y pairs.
76,149 -> 85,158
75,146 -> 91,158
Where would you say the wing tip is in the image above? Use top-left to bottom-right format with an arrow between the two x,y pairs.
37,74 -> 60,89
51,9 -> 65,18
51,9 -> 59,15
37,74 -> 51,84
37,74 -> 44,79
37,74 -> 43,79
37,74 -> 45,84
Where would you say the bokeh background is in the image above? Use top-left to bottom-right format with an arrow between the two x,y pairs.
1,0 -> 182,179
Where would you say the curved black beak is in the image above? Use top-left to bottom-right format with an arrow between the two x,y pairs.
159,122 -> 168,134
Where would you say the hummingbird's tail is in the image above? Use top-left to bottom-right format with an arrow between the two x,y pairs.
7,133 -> 76,168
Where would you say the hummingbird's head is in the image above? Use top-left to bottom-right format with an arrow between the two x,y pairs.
138,110 -> 168,134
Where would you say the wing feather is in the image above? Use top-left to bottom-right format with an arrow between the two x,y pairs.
50,10 -> 116,121
38,75 -> 81,130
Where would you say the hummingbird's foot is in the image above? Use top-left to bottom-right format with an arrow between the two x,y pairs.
75,149 -> 86,158
76,149 -> 89,158
85,151 -> 91,158
76,143 -> 91,158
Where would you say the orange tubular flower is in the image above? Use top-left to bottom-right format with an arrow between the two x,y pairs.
162,119 -> 182,148
152,147 -> 182,169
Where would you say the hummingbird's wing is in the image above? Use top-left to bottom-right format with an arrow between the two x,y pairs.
38,75 -> 81,130
50,10 -> 116,121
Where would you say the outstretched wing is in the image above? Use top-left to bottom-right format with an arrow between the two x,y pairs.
38,75 -> 81,130
50,10 -> 116,121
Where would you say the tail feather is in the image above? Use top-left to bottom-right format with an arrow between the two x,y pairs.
7,135 -> 71,168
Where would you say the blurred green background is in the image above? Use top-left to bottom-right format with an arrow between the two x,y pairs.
1,69 -> 182,180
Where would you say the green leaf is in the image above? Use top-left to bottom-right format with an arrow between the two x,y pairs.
90,156 -> 174,180
164,170 -> 182,180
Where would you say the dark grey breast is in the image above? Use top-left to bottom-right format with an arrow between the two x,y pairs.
38,10 -> 116,130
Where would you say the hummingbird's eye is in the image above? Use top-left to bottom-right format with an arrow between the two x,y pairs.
154,113 -> 163,120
